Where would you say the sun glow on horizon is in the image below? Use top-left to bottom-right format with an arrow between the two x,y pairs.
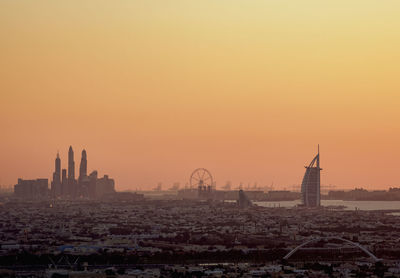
1,1 -> 400,190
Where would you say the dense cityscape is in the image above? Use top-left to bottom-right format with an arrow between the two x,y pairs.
1,148 -> 400,277
1,198 -> 400,277
2,1 -> 400,276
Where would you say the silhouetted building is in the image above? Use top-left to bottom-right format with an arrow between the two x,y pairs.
61,168 -> 67,196
198,184 -> 213,199
14,178 -> 48,199
238,189 -> 252,208
15,146 -> 116,200
88,170 -> 98,199
78,176 -> 90,198
77,149 -> 89,197
68,146 -> 75,181
79,149 -> 87,182
301,147 -> 321,207
85,171 -> 115,198
96,175 -> 115,198
67,146 -> 77,197
51,152 -> 62,197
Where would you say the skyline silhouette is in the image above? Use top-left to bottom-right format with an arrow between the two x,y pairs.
1,2 -> 400,276
3,144 -> 399,192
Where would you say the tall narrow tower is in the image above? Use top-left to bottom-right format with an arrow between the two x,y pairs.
51,152 -> 62,197
68,146 -> 75,181
54,152 -> 61,184
301,145 -> 322,207
79,149 -> 87,180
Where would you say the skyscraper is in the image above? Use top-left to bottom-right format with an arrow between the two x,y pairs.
68,146 -> 75,181
301,146 -> 321,207
46,146 -> 116,199
61,168 -> 67,196
78,149 -> 89,197
51,152 -> 62,197
54,152 -> 61,183
79,149 -> 87,180
67,146 -> 77,197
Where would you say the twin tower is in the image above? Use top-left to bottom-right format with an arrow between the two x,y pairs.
51,146 -> 115,199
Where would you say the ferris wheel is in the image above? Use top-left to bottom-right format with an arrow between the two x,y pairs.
190,168 -> 213,189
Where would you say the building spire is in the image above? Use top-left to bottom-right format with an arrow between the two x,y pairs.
68,146 -> 75,181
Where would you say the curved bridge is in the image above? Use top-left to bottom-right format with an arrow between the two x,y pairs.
283,236 -> 380,262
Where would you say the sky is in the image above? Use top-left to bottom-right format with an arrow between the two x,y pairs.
1,1 -> 400,191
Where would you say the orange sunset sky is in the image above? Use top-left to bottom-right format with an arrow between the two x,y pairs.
1,1 -> 400,191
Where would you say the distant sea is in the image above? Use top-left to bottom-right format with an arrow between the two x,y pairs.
255,200 -> 400,211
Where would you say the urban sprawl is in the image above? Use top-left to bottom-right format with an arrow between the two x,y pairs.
1,147 -> 400,277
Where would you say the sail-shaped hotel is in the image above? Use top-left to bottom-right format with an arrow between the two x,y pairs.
301,146 -> 322,207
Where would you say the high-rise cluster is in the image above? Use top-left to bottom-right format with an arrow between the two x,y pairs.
51,146 -> 115,199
